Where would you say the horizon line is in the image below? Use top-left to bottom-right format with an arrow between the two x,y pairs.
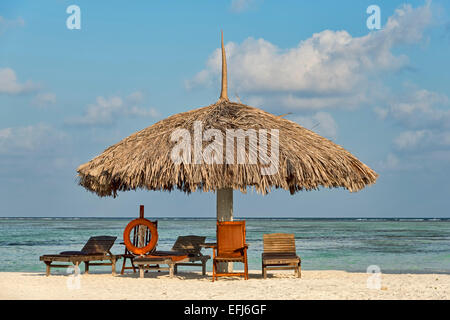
0,216 -> 449,219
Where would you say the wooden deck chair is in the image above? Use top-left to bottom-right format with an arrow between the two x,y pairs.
40,236 -> 119,276
120,220 -> 158,274
262,233 -> 301,279
212,221 -> 249,281
172,235 -> 210,275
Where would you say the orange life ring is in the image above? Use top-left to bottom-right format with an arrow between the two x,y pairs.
123,218 -> 158,255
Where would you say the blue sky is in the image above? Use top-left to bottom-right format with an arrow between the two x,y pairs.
0,0 -> 449,218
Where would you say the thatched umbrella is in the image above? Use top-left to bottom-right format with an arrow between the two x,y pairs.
77,32 -> 378,224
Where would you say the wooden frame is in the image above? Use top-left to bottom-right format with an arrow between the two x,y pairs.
39,236 -> 120,276
120,220 -> 158,274
212,220 -> 249,281
133,257 -> 177,278
131,236 -> 211,278
261,233 -> 301,279
40,254 -> 120,276
171,235 -> 210,276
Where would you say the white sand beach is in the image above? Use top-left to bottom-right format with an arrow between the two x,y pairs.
1,270 -> 449,300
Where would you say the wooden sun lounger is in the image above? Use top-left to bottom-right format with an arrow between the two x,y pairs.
132,235 -> 210,278
171,235 -> 210,275
262,233 -> 301,279
39,236 -> 120,276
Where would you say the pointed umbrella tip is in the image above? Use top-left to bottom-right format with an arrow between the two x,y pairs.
218,30 -> 229,103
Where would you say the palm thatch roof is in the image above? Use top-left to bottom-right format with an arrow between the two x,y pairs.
77,100 -> 377,197
77,32 -> 378,198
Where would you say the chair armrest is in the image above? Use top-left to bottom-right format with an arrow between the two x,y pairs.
233,244 -> 249,253
201,243 -> 217,249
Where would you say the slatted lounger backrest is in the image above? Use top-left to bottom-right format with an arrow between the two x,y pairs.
81,236 -> 117,254
172,235 -> 206,256
263,233 -> 296,254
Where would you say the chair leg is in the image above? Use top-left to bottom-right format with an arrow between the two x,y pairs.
298,263 -> 301,278
85,261 -> 89,274
120,257 -> 127,275
262,264 -> 267,279
245,261 -> 249,280
244,251 -> 249,280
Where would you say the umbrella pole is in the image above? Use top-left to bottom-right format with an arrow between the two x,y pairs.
216,188 -> 233,272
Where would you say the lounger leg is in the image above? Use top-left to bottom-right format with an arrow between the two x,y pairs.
45,262 -> 51,276
202,261 -> 206,276
298,263 -> 301,278
169,263 -> 174,278
73,261 -> 80,276
262,264 -> 267,279
139,266 -> 144,278
111,257 -> 116,276
85,261 -> 89,274
174,264 -> 178,275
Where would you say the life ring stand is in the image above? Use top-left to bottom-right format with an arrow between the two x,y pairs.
123,218 -> 158,255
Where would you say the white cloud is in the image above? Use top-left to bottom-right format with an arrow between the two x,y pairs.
378,153 -> 401,170
126,90 -> 144,104
374,107 -> 389,119
127,106 -> 159,118
293,112 -> 338,140
230,0 -> 256,13
32,92 -> 57,107
380,88 -> 450,129
0,124 -> 66,155
0,16 -> 25,34
377,152 -> 422,171
74,96 -> 123,125
394,130 -> 431,150
394,129 -> 450,151
0,68 -> 37,95
379,85 -> 450,170
67,91 -> 159,126
254,91 -> 371,111
188,3 -> 432,110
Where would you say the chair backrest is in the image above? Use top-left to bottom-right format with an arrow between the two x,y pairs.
263,233 -> 296,254
172,235 -> 206,256
81,236 -> 117,254
216,221 -> 246,258
127,220 -> 158,254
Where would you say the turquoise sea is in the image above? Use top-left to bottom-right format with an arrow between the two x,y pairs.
0,217 -> 449,274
